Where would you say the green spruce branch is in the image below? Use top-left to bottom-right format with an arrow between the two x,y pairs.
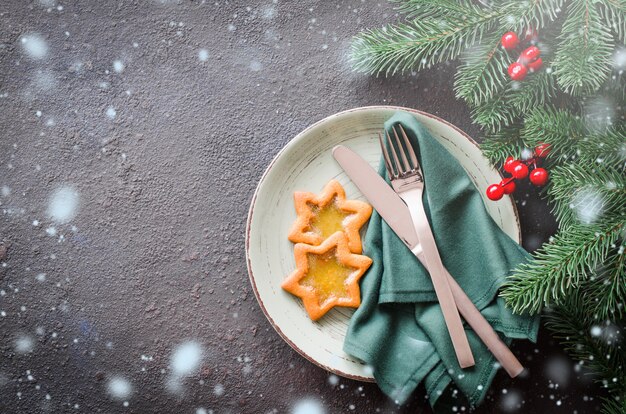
352,2 -> 626,410
597,0 -> 626,43
501,218 -> 624,314
583,251 -> 626,319
480,126 -> 527,165
454,36 -> 509,106
545,293 -> 626,400
548,163 -> 626,227
553,0 -> 615,96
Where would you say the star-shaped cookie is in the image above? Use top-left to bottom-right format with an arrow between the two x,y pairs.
288,179 -> 372,254
282,232 -> 373,321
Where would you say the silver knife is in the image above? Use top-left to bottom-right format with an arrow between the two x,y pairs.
332,145 -> 524,377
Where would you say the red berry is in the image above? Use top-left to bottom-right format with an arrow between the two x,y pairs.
486,184 -> 505,201
501,32 -> 519,50
529,168 -> 549,186
527,57 -> 543,72
508,62 -> 528,81
518,46 -> 541,65
512,162 -> 529,179
502,179 -> 516,194
503,156 -> 518,173
524,27 -> 539,43
535,143 -> 551,157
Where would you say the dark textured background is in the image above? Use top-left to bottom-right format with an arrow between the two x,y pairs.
0,1 -> 606,413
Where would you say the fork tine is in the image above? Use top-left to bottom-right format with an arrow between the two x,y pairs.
392,126 -> 411,173
386,130 -> 403,176
378,132 -> 395,178
398,125 -> 418,169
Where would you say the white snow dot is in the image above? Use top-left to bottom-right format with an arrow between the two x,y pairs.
106,106 -> 117,119
292,399 -> 326,414
15,335 -> 35,353
113,60 -> 125,73
571,188 -> 605,224
1,186 -> 10,196
45,227 -> 57,236
198,49 -> 209,62
36,273 -> 46,282
500,389 -> 523,412
214,383 -> 225,396
48,186 -> 79,223
520,148 -> 533,161
196,408 -> 208,414
19,34 -> 48,59
170,341 -> 203,376
328,375 -> 339,386
591,326 -> 602,337
261,4 -> 276,19
107,376 -> 133,400
614,48 -> 626,70
227,24 -> 236,32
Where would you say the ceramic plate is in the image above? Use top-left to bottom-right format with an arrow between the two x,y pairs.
245,106 -> 521,381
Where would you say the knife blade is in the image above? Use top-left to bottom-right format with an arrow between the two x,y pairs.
331,146 -> 419,248
332,144 -> 524,377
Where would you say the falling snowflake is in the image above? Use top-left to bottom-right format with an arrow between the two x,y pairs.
19,34 -> 48,59
570,188 -> 605,224
107,376 -> 133,400
292,399 -> 326,414
113,60 -> 125,73
48,186 -> 79,223
170,341 -> 203,376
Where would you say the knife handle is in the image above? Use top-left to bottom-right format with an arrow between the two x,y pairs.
445,273 -> 525,377
402,188 -> 475,369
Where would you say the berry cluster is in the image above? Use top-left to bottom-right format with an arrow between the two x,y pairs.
486,143 -> 551,201
501,29 -> 542,81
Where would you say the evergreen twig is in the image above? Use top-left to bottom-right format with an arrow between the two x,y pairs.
501,218 -> 625,314
553,0 -> 615,96
545,293 -> 626,399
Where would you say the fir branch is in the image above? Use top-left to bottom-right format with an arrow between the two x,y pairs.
454,36 -> 510,106
521,107 -> 586,157
496,0 -> 567,32
553,0 -> 615,96
522,107 -> 626,168
501,218 -> 625,314
548,162 -> 626,226
601,396 -> 626,414
472,73 -> 558,132
597,0 -> 626,43
392,0 -> 488,20
480,126 -> 528,165
545,293 -> 626,399
583,251 -> 626,320
471,95 -> 518,132
508,70 -> 558,114
350,12 -> 501,76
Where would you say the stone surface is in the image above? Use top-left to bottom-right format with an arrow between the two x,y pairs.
0,1 -> 603,413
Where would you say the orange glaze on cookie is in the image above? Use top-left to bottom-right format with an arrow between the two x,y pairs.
282,232 -> 373,321
288,180 -> 372,254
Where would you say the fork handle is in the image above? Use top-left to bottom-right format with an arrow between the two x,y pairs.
400,187 -> 475,369
406,188 -> 524,376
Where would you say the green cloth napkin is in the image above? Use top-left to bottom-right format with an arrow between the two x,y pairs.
343,111 -> 540,410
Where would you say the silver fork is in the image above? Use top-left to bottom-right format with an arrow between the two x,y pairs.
379,125 -> 475,368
